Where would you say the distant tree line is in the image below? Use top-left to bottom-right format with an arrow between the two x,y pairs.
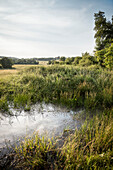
0,56 -> 61,69
13,58 -> 39,65
48,53 -> 97,66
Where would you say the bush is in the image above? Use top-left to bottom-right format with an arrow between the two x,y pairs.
0,57 -> 13,68
65,57 -> 75,64
73,56 -> 82,65
79,58 -> 94,66
60,56 -> 66,61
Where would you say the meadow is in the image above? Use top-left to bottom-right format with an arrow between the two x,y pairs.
0,64 -> 113,112
0,64 -> 113,169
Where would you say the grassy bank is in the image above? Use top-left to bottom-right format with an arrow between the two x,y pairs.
3,109 -> 113,169
0,65 -> 113,112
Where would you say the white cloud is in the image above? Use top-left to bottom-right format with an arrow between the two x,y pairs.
0,0 -> 112,57
4,12 -> 71,28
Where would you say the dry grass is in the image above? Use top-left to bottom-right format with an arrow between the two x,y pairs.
0,69 -> 18,80
0,65 -> 39,80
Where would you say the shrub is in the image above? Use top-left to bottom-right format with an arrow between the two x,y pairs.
73,57 -> 82,65
0,57 -> 13,68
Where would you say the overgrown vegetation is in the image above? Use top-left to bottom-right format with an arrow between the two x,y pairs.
0,65 -> 113,113
62,110 -> 113,169
4,109 -> 113,169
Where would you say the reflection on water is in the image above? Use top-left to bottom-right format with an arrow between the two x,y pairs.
0,103 -> 82,149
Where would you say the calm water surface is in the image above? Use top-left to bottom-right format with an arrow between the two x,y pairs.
0,103 -> 82,150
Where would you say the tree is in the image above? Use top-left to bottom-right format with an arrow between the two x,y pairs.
82,52 -> 90,58
0,57 -> 13,68
94,11 -> 113,51
79,52 -> 97,66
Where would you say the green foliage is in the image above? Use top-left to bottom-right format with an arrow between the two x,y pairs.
82,52 -> 90,58
104,43 -> 113,70
0,57 -> 13,68
60,56 -> 66,61
54,60 -> 59,64
59,61 -> 65,65
73,56 -> 82,65
65,57 -> 75,64
79,58 -> 94,67
79,52 -> 97,66
95,43 -> 113,69
50,53 -> 97,67
94,11 -> 113,51
95,48 -> 106,66
0,96 -> 9,112
14,58 -> 39,64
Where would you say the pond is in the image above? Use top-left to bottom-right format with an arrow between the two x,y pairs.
0,103 -> 83,156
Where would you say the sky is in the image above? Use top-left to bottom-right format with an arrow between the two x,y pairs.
0,0 -> 113,58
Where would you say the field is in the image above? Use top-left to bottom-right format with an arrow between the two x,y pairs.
0,63 -> 48,78
0,65 -> 40,79
0,64 -> 113,169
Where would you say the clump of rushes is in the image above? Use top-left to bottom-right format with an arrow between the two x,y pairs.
14,135 -> 63,169
61,110 -> 113,169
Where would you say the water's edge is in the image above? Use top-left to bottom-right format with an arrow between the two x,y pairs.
0,103 -> 84,158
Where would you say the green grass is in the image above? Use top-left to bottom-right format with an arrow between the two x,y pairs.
0,65 -> 113,112
14,135 -> 58,169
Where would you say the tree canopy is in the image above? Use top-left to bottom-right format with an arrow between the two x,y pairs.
94,11 -> 113,69
0,57 -> 13,68
94,11 -> 113,51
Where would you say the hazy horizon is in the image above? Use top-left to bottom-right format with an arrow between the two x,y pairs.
0,0 -> 113,58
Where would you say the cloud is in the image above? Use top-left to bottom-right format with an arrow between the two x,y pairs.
0,0 -> 112,57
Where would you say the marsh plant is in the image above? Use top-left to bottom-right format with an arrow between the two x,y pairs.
0,65 -> 113,113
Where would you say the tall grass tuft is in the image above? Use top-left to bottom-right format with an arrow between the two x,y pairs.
14,134 -> 62,169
